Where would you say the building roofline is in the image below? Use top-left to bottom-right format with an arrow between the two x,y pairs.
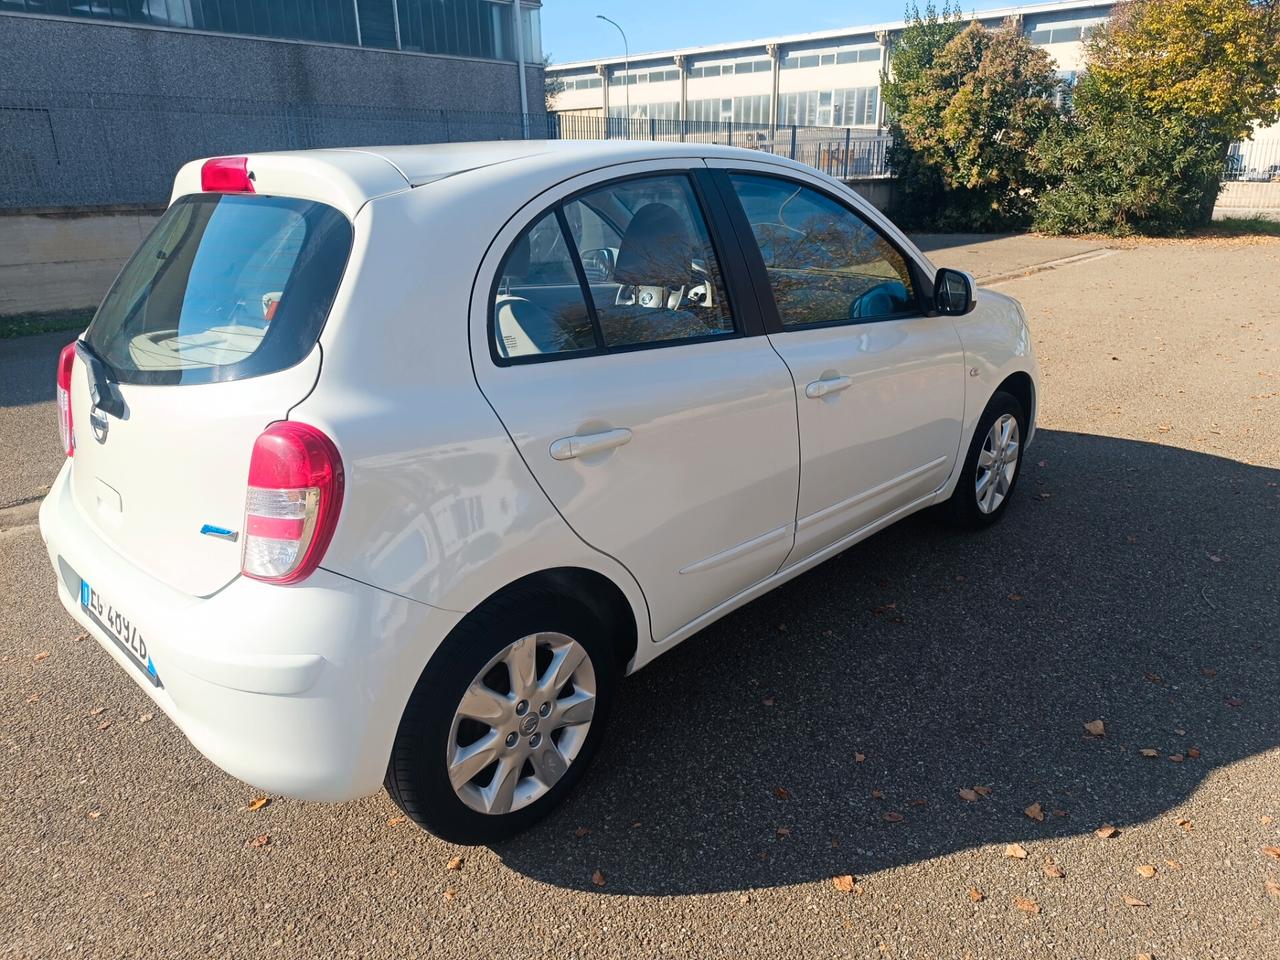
547,0 -> 1117,72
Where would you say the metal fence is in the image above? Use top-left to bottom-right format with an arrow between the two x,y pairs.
1224,139 -> 1280,183
0,89 -> 891,210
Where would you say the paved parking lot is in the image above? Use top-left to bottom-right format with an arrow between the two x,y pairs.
2,234 -> 1278,959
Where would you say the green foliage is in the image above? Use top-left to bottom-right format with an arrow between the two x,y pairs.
1034,0 -> 1280,235
884,9 -> 1061,230
0,308 -> 93,340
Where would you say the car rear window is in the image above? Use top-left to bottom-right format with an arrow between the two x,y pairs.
85,193 -> 352,386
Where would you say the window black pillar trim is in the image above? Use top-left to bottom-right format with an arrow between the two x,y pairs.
701,169 -> 785,335
691,168 -> 769,338
555,205 -> 606,351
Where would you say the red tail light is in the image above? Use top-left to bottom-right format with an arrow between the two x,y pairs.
56,341 -> 76,457
241,422 -> 344,584
201,156 -> 255,193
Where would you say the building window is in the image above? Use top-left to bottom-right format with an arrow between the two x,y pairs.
835,47 -> 882,65
779,87 -> 877,127
1029,24 -> 1084,44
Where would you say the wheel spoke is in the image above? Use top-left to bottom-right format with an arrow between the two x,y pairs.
457,683 -> 510,725
554,689 -> 596,728
978,447 -> 997,469
529,740 -> 568,789
976,468 -> 994,497
1003,439 -> 1019,463
504,636 -> 538,699
484,755 -> 520,815
449,733 -> 499,790
540,642 -> 588,698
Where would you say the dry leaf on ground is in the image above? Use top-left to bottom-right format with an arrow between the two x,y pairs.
1263,846 -> 1280,862
1266,878 -> 1280,898
443,888 -> 457,901
1025,803 -> 1045,822
855,752 -> 866,763
775,826 -> 792,838
1176,818 -> 1193,832
137,712 -> 153,723
387,816 -> 407,827
882,811 -> 904,823
1004,843 -> 1029,860
958,788 -> 979,802
247,834 -> 270,848
1012,896 -> 1040,914
1187,746 -> 1201,759
1043,862 -> 1065,879
968,887 -> 984,902
87,811 -> 102,820
1096,824 -> 1118,839
1140,748 -> 1160,758
446,855 -> 464,870
246,797 -> 270,812
833,874 -> 856,892
1084,719 -> 1105,737
89,707 -> 105,716
591,869 -> 606,888
1122,895 -> 1148,909
574,826 -> 591,838
1135,865 -> 1157,878
33,651 -> 50,663
1165,859 -> 1182,870
973,785 -> 992,796
774,787 -> 791,801
1169,754 -> 1184,763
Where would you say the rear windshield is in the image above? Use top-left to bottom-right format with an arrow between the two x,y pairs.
86,193 -> 352,385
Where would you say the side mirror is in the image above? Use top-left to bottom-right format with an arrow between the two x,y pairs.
579,247 -> 616,282
934,268 -> 976,316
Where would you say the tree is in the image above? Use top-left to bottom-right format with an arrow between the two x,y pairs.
885,12 -> 1061,229
1035,0 -> 1280,234
542,57 -> 565,114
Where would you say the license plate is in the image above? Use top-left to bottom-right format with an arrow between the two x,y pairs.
80,580 -> 161,687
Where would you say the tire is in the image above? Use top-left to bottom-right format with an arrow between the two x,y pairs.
943,390 -> 1027,528
385,585 -> 619,844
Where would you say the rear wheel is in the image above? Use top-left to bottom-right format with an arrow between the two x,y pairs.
943,390 -> 1026,528
385,587 -> 619,844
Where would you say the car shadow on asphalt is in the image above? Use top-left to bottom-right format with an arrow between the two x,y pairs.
495,428 -> 1280,894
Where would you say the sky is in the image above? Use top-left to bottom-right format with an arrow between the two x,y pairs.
541,0 -> 1025,64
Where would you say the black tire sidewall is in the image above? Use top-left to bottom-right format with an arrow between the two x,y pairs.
949,390 -> 1027,527
388,589 -> 619,845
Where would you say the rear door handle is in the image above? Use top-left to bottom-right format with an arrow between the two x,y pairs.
549,427 -> 633,461
805,375 -> 852,399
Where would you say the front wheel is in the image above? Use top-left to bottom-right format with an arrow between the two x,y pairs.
943,390 -> 1026,528
385,587 -> 619,844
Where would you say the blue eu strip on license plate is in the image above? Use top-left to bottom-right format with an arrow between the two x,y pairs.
80,579 -> 162,688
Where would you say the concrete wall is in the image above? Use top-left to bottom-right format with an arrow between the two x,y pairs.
0,13 -> 545,209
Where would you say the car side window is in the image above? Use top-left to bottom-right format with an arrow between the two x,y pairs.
562,174 -> 735,349
493,210 -> 597,360
727,173 -> 917,327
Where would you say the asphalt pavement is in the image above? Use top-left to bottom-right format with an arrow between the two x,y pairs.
1,235 -> 1278,959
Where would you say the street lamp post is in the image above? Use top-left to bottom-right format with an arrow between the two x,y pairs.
596,14 -> 629,138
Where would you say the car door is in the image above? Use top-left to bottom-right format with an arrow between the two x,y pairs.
471,163 -> 800,643
707,162 -> 965,568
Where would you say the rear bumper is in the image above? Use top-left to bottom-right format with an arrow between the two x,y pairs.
38,461 -> 463,802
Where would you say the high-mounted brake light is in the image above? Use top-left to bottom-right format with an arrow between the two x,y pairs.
201,156 -> 255,193
56,340 -> 76,457
241,422 -> 344,584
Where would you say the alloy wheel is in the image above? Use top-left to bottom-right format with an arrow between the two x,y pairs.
975,413 -> 1020,514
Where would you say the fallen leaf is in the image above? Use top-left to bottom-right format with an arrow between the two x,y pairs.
33,651 -> 50,663
855,752 -> 866,763
1004,843 -> 1029,860
882,811 -> 904,823
443,888 -> 457,902
446,856 -> 464,871
1263,846 -> 1280,862
739,893 -> 750,904
1226,697 -> 1243,707
833,874 -> 856,892
1084,719 -> 1105,737
871,789 -> 885,800
775,826 -> 792,838
910,798 -> 927,807
1043,862 -> 1065,879
773,787 -> 791,801
87,811 -> 102,820
137,712 -> 153,723
1266,878 -> 1280,899
1164,859 -> 1182,870
246,797 -> 270,812
574,826 -> 591,839
968,887 -> 984,902
1053,808 -> 1068,818
1096,824 -> 1118,839
1263,815 -> 1275,826
591,869 -> 606,888
1187,746 -> 1201,759
973,785 -> 992,797
1140,748 -> 1160,758
1135,865 -> 1157,878
74,633 -> 88,641
1012,896 -> 1040,914
1008,593 -> 1023,601
97,720 -> 111,731
386,816 -> 407,827
1144,672 -> 1163,684
1201,667 -> 1218,678
762,697 -> 776,707
247,834 -> 270,848
1122,895 -> 1148,909
1137,954 -> 1155,960
1177,818 -> 1193,832
89,707 -> 106,716
1168,754 -> 1184,763
1024,803 -> 1045,822
958,788 -> 979,802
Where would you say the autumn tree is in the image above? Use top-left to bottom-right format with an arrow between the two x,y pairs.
885,11 -> 1061,229
1035,0 -> 1280,234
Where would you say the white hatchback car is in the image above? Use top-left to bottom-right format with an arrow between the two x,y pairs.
40,141 -> 1037,843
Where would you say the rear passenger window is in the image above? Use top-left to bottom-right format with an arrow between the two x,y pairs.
491,173 -> 735,362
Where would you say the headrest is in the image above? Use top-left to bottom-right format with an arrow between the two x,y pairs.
615,203 -> 695,288
503,231 -> 531,279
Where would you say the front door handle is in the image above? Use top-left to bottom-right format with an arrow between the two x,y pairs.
549,427 -> 633,461
805,375 -> 852,399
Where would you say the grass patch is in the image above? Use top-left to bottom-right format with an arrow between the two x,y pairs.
1207,215 -> 1280,237
0,308 -> 94,340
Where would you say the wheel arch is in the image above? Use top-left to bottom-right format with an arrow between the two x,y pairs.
996,370 -> 1036,435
